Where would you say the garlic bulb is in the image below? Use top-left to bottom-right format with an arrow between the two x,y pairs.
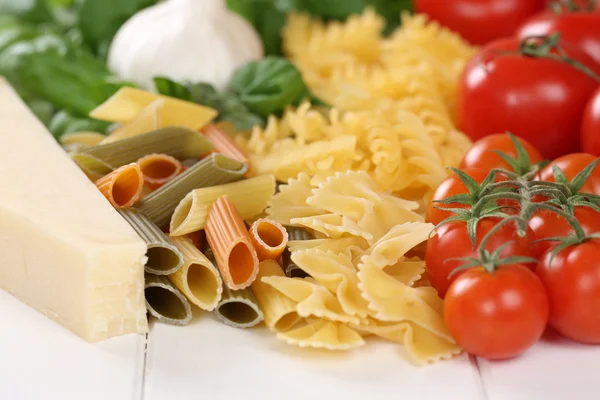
108,0 -> 264,91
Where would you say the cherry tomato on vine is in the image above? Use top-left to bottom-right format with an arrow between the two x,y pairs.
457,36 -> 600,160
581,87 -> 600,156
425,218 -> 539,298
445,264 -> 549,359
539,153 -> 600,195
459,133 -> 543,175
426,168 -> 493,225
537,240 -> 600,343
529,207 -> 600,254
518,3 -> 600,65
414,0 -> 545,45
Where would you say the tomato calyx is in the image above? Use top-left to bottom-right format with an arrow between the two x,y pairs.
519,33 -> 600,83
549,0 -> 597,13
487,132 -> 548,178
432,168 -> 499,209
447,216 -> 539,277
546,157 -> 600,200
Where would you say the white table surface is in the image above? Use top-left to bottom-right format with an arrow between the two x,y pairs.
2,289 -> 599,400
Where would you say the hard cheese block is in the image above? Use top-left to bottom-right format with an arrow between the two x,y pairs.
0,78 -> 148,342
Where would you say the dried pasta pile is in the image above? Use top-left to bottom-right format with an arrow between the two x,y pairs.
236,9 -> 476,205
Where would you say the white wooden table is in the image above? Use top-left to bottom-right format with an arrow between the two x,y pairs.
2,290 -> 599,400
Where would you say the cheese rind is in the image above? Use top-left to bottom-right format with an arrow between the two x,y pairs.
0,78 -> 148,341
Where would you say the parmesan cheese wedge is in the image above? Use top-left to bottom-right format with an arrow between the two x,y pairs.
0,78 -> 148,342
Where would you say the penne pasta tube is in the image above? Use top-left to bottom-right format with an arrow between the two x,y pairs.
168,236 -> 222,311
135,153 -> 248,228
70,153 -> 114,182
119,209 -> 184,275
283,226 -> 313,278
249,218 -> 288,261
205,247 -> 263,329
77,126 -> 215,169
60,131 -> 106,147
95,162 -> 144,208
137,153 -> 183,190
205,195 -> 259,290
185,230 -> 204,250
251,260 -> 301,332
201,124 -> 249,167
170,174 -> 276,236
145,273 -> 192,325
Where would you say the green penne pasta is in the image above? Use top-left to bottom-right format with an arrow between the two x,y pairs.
205,247 -> 263,329
170,174 -> 276,236
118,209 -> 184,275
76,126 -> 215,169
283,226 -> 313,278
145,273 -> 192,325
135,153 -> 248,228
70,153 -> 114,181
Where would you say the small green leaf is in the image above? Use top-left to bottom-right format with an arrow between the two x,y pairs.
153,77 -> 193,101
570,158 -> 600,193
433,193 -> 473,204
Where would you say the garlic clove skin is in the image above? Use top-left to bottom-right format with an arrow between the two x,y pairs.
108,0 -> 264,92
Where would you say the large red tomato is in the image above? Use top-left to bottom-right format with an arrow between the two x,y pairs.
517,7 -> 600,65
414,0 -> 545,45
582,86 -> 600,155
445,264 -> 549,359
537,240 -> 600,344
425,218 -> 539,298
457,36 -> 600,160
539,153 -> 600,195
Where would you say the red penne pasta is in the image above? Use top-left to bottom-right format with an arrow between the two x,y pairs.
136,153 -> 184,190
205,195 -> 259,290
95,163 -> 144,208
201,124 -> 250,167
249,218 -> 288,261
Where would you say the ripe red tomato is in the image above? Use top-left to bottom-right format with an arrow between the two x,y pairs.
537,240 -> 600,343
445,264 -> 549,359
582,87 -> 600,155
517,8 -> 600,65
457,37 -> 600,160
539,153 -> 600,194
414,0 -> 545,45
426,168 -> 490,225
529,207 -> 600,254
425,218 -> 539,298
459,133 -> 544,174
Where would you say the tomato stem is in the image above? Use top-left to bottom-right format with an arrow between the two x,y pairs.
550,0 -> 597,13
520,33 -> 600,83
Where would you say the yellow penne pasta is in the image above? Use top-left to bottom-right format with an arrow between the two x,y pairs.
251,260 -> 300,332
95,162 -> 143,208
205,195 -> 259,290
249,218 -> 288,261
100,99 -> 164,144
201,124 -> 250,168
170,174 -> 276,236
137,153 -> 184,190
60,131 -> 106,147
168,236 -> 222,311
89,86 -> 217,125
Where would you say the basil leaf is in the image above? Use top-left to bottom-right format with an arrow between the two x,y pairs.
153,77 -> 194,102
78,0 -> 159,55
230,56 -> 311,117
49,109 -> 110,138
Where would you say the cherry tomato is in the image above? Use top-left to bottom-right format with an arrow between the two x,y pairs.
457,37 -> 600,160
529,207 -> 600,254
414,0 -> 545,45
445,264 -> 549,359
426,168 -> 489,225
537,240 -> 600,343
518,7 -> 600,65
539,153 -> 600,194
459,133 -> 544,174
425,218 -> 539,298
582,87 -> 600,155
